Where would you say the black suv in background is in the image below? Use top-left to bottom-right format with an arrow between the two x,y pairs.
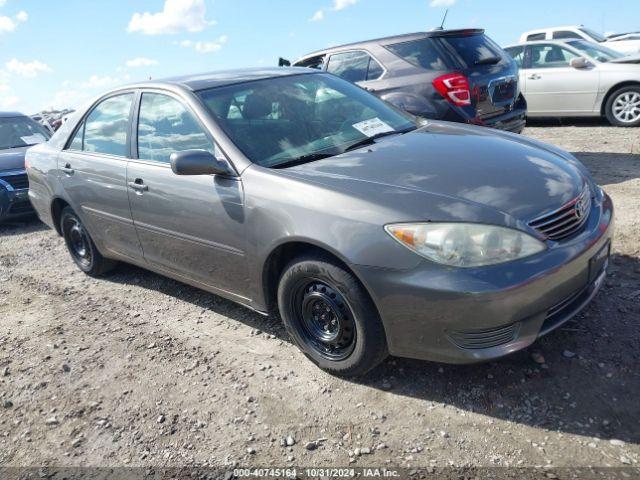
289,29 -> 527,133
1,111 -> 50,222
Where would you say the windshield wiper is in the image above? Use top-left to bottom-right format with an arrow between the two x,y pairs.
475,56 -> 501,65
343,127 -> 416,153
271,151 -> 339,169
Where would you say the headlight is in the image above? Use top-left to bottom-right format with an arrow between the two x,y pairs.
385,223 -> 546,267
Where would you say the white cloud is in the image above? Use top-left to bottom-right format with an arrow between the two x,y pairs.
15,10 -> 27,22
0,95 -> 20,109
81,75 -> 123,89
429,0 -> 456,6
5,59 -> 52,78
179,35 -> 228,53
128,0 -> 213,35
332,0 -> 358,10
309,10 -> 324,22
310,0 -> 357,22
126,57 -> 159,68
50,90 -> 91,109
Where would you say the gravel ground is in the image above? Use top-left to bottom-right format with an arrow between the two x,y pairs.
0,119 -> 638,472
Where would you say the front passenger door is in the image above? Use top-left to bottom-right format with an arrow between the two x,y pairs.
127,91 -> 249,298
523,44 -> 600,115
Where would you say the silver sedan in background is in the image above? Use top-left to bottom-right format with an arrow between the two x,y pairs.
504,40 -> 640,126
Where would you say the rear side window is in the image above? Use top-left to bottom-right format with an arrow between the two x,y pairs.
386,38 -> 448,70
437,34 -> 504,68
326,51 -> 384,82
74,94 -> 133,156
137,93 -> 213,164
526,33 -> 546,41
504,46 -> 525,68
553,30 -> 581,40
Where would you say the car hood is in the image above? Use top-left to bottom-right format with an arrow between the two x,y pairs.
281,122 -> 587,222
0,146 -> 28,171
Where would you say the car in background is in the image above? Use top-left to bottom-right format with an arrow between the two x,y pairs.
520,26 -> 640,55
0,112 -> 51,222
504,40 -> 640,127
26,68 -> 613,376
289,29 -> 527,133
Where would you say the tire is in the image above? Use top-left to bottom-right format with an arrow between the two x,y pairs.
60,206 -> 116,276
277,254 -> 388,376
605,85 -> 640,127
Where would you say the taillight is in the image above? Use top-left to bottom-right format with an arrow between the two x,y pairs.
432,73 -> 471,107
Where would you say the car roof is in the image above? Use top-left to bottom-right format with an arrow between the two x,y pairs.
0,111 -> 26,118
299,29 -> 485,59
522,25 -> 582,34
122,67 -> 316,92
504,39 -> 584,49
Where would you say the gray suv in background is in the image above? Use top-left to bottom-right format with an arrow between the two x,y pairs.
289,29 -> 527,133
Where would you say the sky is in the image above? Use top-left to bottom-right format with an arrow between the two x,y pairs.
0,0 -> 638,114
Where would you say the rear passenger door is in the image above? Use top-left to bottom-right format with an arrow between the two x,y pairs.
126,90 -> 249,298
58,92 -> 143,261
326,50 -> 386,92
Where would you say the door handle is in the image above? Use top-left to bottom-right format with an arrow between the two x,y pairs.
61,163 -> 74,175
527,74 -> 541,80
128,179 -> 148,193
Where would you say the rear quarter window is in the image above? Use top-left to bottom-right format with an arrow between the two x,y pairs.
437,34 -> 505,68
385,38 -> 449,71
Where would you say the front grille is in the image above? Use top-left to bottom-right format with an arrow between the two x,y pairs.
528,185 -> 591,241
1,173 -> 29,190
447,322 -> 520,350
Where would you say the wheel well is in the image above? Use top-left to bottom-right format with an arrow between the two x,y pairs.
262,242 -> 356,312
601,81 -> 640,115
50,198 -> 70,236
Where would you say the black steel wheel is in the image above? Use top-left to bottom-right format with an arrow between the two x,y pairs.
59,207 -> 116,276
295,280 -> 357,361
277,254 -> 388,376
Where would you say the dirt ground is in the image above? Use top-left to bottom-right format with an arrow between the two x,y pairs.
0,119 -> 638,473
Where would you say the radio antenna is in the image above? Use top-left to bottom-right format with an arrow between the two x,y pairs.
440,9 -> 448,29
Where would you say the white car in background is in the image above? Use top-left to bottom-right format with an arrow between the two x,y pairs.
504,40 -> 640,127
520,26 -> 640,55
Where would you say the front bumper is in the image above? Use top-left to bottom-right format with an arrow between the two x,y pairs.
354,193 -> 614,364
0,170 -> 33,222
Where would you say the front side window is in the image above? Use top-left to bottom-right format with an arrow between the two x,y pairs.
579,27 -> 606,43
81,94 -> 133,156
137,93 -> 213,163
296,55 -> 325,70
0,116 -> 50,150
327,51 -> 383,83
198,73 -> 416,168
529,44 -> 578,69
552,30 -> 582,40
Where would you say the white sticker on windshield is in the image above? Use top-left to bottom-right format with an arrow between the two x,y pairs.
20,134 -> 46,145
351,117 -> 394,137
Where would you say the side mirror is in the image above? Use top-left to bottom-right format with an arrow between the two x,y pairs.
170,150 -> 233,176
570,57 -> 591,69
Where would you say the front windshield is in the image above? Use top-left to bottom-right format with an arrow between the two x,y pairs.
0,116 -> 50,150
197,73 -> 417,168
567,40 -> 625,62
579,27 -> 607,43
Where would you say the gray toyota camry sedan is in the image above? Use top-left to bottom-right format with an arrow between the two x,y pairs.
26,68 -> 614,376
